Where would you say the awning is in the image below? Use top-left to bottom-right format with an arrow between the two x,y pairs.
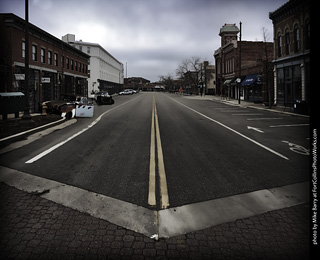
241,74 -> 261,86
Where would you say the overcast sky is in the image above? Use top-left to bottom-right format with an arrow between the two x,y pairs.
1,0 -> 287,82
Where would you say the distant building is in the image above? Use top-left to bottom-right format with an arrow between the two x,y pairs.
124,77 -> 150,91
204,61 -> 216,95
0,13 -> 89,112
63,34 -> 124,95
214,24 -> 274,102
269,0 -> 310,114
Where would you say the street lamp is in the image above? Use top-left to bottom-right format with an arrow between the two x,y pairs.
238,21 -> 242,105
22,0 -> 31,120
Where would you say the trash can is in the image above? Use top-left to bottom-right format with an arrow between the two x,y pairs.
294,100 -> 308,115
0,92 -> 25,120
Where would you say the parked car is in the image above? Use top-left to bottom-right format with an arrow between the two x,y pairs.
119,89 -> 133,95
94,92 -> 114,105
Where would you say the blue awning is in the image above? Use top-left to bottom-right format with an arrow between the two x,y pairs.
241,74 -> 261,86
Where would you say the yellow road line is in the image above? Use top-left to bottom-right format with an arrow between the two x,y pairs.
148,95 -> 156,207
154,102 -> 169,209
148,94 -> 169,209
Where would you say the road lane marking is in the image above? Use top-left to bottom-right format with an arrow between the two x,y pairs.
247,118 -> 283,120
270,124 -> 309,128
148,96 -> 156,207
168,97 -> 289,160
232,113 -> 263,116
148,94 -> 169,209
25,97 -> 138,164
154,101 -> 169,209
247,126 -> 264,133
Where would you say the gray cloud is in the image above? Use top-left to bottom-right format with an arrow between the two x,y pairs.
1,0 -> 287,81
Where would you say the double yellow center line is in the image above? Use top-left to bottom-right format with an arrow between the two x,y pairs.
148,94 -> 169,209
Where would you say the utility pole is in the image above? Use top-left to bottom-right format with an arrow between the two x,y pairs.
22,0 -> 31,120
238,21 -> 242,105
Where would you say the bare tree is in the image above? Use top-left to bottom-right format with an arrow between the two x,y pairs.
176,57 -> 204,95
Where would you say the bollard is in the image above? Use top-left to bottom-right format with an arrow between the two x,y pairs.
41,102 -> 47,115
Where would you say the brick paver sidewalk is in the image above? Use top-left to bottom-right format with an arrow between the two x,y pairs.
0,183 -> 310,259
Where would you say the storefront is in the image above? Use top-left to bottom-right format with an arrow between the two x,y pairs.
241,74 -> 262,102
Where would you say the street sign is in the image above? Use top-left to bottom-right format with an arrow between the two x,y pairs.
41,77 -> 50,83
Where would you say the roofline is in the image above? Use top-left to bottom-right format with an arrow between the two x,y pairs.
72,41 -> 123,65
0,13 -> 90,59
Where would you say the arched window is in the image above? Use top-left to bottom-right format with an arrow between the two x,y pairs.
285,29 -> 290,55
305,19 -> 310,50
294,24 -> 300,52
277,32 -> 282,57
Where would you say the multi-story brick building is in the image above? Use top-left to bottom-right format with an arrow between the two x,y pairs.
269,0 -> 310,114
0,13 -> 90,112
214,24 -> 274,102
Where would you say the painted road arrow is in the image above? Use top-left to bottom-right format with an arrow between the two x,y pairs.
247,126 -> 264,133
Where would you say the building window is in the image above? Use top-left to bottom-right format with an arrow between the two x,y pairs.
71,59 -> 73,70
294,25 -> 300,52
48,51 -> 52,65
22,41 -> 25,58
79,62 -> 81,72
66,57 -> 69,69
41,48 -> 45,63
285,29 -> 290,55
87,47 -> 90,54
32,45 -> 37,61
277,33 -> 282,57
79,46 -> 82,52
54,53 -> 58,66
305,21 -> 310,50
61,55 -> 64,68
75,61 -> 78,71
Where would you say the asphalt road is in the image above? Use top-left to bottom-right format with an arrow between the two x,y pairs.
0,92 -> 310,210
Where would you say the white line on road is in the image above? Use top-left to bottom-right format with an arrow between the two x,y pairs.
168,97 -> 289,160
25,98 -> 138,164
231,113 -> 263,116
247,118 -> 283,120
270,124 -> 309,128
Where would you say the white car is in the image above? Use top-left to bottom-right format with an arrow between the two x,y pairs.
119,89 -> 133,95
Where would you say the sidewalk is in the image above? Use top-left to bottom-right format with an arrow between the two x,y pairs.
0,182 -> 310,259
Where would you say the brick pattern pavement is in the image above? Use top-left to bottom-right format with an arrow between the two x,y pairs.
0,183 -> 310,259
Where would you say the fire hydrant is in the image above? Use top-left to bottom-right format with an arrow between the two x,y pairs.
41,102 -> 47,116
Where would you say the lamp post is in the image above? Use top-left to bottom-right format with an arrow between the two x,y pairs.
22,0 -> 31,120
238,21 -> 242,105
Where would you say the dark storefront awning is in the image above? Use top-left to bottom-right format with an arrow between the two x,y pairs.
241,74 -> 261,86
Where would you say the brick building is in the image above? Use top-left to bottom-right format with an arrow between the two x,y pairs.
0,13 -> 90,112
269,0 -> 310,114
214,24 -> 274,102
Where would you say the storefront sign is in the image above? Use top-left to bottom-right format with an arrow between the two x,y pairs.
41,77 -> 50,83
15,74 -> 25,80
